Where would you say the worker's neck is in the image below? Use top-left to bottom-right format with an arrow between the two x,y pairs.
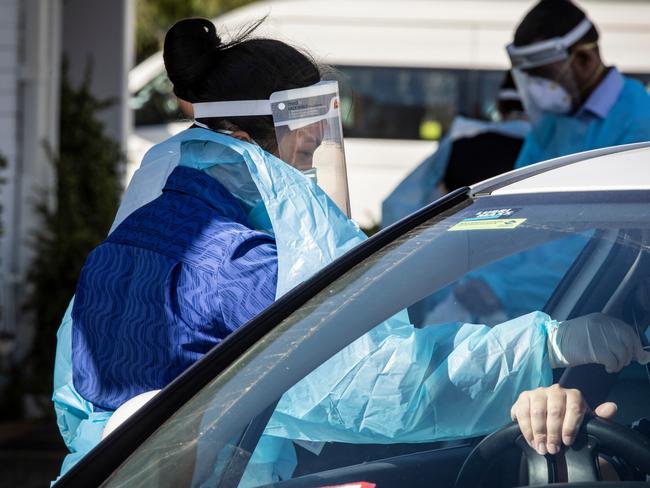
577,63 -> 608,107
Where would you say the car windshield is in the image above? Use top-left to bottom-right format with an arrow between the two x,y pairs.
101,190 -> 650,488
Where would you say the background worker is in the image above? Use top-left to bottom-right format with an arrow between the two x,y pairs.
508,0 -> 650,168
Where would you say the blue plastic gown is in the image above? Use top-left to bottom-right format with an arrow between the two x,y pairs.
52,299 -> 113,475
263,311 -> 554,444
52,128 -> 366,479
53,128 -> 557,486
381,117 -> 530,227
515,74 -> 650,169
237,311 -> 556,486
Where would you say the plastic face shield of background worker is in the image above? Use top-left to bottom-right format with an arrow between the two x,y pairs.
193,81 -> 351,217
507,16 -> 594,123
507,0 -> 650,169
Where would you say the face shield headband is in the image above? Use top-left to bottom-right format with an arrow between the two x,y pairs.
506,17 -> 594,70
192,80 -> 351,217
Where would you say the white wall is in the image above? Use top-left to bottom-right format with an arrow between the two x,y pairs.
0,0 -> 63,358
62,0 -> 134,152
0,0 -> 133,360
0,0 -> 20,350
0,1 -> 18,164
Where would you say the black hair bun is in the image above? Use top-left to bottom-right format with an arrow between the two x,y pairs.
163,18 -> 222,98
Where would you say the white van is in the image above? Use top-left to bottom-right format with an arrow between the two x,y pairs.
128,0 -> 650,228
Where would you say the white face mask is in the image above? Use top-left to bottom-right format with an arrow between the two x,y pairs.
525,76 -> 573,115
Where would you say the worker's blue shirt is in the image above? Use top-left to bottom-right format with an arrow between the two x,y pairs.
71,166 -> 278,410
515,67 -> 650,168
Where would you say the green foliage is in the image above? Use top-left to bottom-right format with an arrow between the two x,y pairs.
136,0 -> 258,63
22,62 -> 122,405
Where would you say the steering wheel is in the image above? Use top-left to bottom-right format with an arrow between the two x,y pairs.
455,417 -> 650,487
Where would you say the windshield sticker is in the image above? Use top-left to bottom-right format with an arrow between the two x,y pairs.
449,218 -> 527,231
464,208 -> 522,221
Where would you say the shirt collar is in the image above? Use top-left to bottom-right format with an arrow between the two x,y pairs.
163,166 -> 250,225
576,67 -> 624,119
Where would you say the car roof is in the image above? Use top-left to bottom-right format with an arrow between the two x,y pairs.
129,0 -> 650,93
471,142 -> 650,197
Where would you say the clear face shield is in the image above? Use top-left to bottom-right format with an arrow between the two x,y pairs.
506,17 -> 593,123
192,81 -> 351,217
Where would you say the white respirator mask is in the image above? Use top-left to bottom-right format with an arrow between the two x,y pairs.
525,76 -> 573,115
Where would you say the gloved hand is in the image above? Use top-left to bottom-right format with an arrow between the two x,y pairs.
547,313 -> 650,373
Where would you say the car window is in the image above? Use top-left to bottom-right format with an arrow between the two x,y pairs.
337,66 -> 503,140
131,66 -> 504,139
131,70 -> 650,138
131,72 -> 182,126
101,192 -> 650,488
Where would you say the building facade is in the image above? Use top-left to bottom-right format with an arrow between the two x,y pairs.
0,0 -> 134,363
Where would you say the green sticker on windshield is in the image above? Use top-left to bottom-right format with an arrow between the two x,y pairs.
449,218 -> 527,231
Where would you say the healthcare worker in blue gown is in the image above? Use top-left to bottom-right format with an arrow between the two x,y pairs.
381,71 -> 530,228
51,17 -> 650,486
426,0 -> 650,327
52,17 -> 358,478
509,0 -> 650,168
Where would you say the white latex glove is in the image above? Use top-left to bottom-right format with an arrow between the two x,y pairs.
548,313 -> 650,373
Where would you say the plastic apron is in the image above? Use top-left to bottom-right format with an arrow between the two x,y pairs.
381,117 -> 530,228
52,127 -> 366,479
53,128 -> 555,486
239,312 -> 556,486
